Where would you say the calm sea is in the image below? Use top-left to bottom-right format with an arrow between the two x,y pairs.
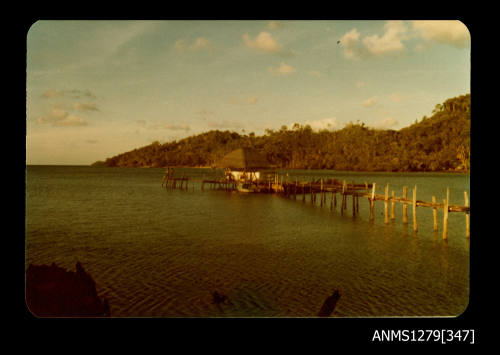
25,165 -> 470,317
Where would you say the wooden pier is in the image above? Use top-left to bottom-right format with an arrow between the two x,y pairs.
162,171 -> 189,189
162,171 -> 470,239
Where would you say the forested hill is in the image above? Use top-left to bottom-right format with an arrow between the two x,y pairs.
93,94 -> 470,172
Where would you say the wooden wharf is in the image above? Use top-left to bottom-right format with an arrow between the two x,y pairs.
162,171 -> 470,239
162,172 -> 190,189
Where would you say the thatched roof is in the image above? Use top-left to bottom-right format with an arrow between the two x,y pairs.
216,148 -> 271,170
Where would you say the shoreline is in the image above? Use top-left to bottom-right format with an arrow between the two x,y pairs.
27,164 -> 470,174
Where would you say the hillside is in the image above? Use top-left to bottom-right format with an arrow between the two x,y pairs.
93,94 -> 470,172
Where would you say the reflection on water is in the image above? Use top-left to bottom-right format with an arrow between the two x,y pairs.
26,166 -> 469,317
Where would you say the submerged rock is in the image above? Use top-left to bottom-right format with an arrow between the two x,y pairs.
26,262 -> 110,317
317,290 -> 341,317
212,291 -> 230,305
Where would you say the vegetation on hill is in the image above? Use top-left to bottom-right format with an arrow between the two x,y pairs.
93,94 -> 470,172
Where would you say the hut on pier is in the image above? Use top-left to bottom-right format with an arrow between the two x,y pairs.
216,148 -> 274,192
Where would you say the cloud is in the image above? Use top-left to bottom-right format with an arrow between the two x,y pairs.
230,96 -> 258,105
303,117 -> 339,131
308,70 -> 322,77
41,89 -> 61,98
373,117 -> 399,129
35,103 -> 91,127
246,96 -> 258,104
175,37 -> 214,51
174,40 -> 186,50
269,62 -> 296,76
36,105 -> 68,125
207,120 -> 242,129
339,21 -> 469,60
41,89 -> 97,99
51,106 -> 68,119
86,139 -> 99,144
355,81 -> 366,88
362,97 -> 378,108
339,28 -> 362,59
136,120 -> 190,132
268,21 -> 282,30
243,32 -> 282,53
35,116 -> 51,125
53,114 -> 87,127
191,37 -> 213,50
389,93 -> 403,103
362,21 -> 409,56
196,108 -> 215,115
340,21 -> 409,59
73,102 -> 99,112
411,20 -> 470,48
163,123 -> 190,131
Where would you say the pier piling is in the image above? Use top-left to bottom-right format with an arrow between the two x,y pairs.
412,185 -> 418,232
384,184 -> 389,224
402,186 -> 408,224
464,191 -> 470,238
390,190 -> 395,220
432,196 -> 438,231
443,188 -> 449,240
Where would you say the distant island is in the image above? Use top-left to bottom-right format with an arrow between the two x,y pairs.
92,94 -> 470,173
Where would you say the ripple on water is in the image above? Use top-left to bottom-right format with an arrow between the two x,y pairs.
26,166 -> 470,317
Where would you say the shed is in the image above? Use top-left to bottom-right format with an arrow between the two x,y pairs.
216,148 -> 273,184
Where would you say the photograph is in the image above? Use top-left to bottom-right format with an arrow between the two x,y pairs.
25,20 -> 471,324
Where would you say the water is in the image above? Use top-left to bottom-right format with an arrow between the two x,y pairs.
25,166 -> 470,317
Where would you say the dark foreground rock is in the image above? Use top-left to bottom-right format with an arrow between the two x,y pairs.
317,290 -> 341,317
26,262 -> 110,317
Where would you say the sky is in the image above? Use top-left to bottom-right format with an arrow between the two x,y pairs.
26,20 -> 470,165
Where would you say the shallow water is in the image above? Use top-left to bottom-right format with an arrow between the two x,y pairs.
25,166 -> 470,317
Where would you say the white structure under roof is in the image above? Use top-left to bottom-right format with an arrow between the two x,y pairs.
217,148 -> 275,192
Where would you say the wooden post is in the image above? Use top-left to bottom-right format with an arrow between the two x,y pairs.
370,183 -> 375,220
342,180 -> 347,215
390,190 -> 395,220
343,180 -> 347,210
443,187 -> 449,240
302,181 -> 306,202
384,184 -> 389,224
412,185 -> 418,232
464,191 -> 470,238
310,181 -> 313,204
294,178 -> 297,199
402,186 -> 408,224
330,191 -> 334,211
352,191 -> 356,216
320,178 -> 324,207
432,196 -> 438,231
340,181 -> 344,216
